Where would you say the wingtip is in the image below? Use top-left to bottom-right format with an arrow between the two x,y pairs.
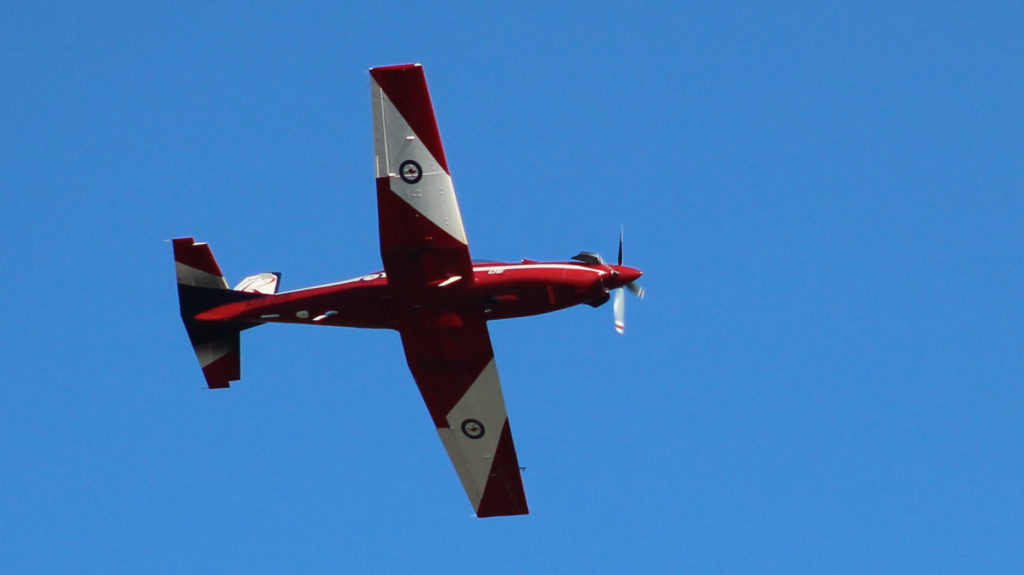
369,62 -> 423,73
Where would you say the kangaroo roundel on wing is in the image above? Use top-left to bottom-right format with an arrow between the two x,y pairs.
399,160 -> 422,184
461,418 -> 485,439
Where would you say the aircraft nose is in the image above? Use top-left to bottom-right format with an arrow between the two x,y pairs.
610,265 -> 643,287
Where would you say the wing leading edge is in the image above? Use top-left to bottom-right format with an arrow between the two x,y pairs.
371,64 -> 528,516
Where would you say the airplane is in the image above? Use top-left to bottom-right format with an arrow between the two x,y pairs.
173,63 -> 644,517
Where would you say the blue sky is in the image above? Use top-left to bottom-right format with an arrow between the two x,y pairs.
2,2 -> 1023,572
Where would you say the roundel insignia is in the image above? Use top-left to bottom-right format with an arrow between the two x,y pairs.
399,160 -> 423,184
460,418 -> 485,439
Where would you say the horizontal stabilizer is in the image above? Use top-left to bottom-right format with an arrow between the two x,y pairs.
173,237 -> 262,389
174,237 -> 228,289
188,327 -> 241,389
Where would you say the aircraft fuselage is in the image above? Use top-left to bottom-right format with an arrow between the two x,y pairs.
194,261 -> 643,329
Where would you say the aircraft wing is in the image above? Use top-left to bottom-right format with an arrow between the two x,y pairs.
371,64 -> 473,295
371,64 -> 528,516
398,308 -> 529,517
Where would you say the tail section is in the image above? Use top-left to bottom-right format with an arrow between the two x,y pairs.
173,238 -> 263,389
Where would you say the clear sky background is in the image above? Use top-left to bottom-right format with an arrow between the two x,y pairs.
2,2 -> 1022,573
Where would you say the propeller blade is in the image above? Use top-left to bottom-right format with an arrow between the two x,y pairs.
626,282 -> 645,299
613,287 -> 626,334
618,227 -> 624,266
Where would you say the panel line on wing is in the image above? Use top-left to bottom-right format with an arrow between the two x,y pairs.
375,90 -> 390,178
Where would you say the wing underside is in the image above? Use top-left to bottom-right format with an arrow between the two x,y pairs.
371,64 -> 527,516
399,310 -> 528,517
371,64 -> 472,294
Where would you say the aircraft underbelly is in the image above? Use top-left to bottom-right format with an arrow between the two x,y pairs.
477,281 -> 592,320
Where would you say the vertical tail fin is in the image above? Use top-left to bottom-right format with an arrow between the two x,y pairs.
173,238 -> 260,389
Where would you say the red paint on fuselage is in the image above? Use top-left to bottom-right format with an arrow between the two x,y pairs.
193,261 -> 643,329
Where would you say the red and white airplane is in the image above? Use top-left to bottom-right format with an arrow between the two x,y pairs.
173,64 -> 643,517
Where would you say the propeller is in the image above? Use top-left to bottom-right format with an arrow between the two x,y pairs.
571,228 -> 644,333
612,227 -> 644,334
